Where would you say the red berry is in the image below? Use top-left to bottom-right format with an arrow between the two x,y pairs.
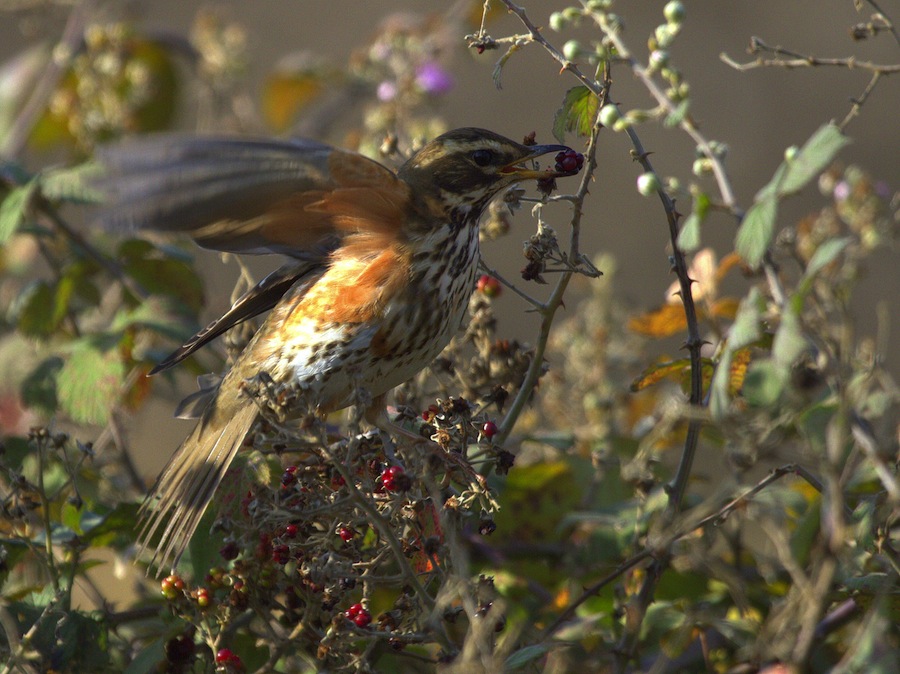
284,524 -> 299,538
194,587 -> 211,608
554,149 -> 584,174
345,602 -> 363,619
352,609 -> 372,628
381,465 -> 410,492
330,474 -> 346,489
272,544 -> 291,564
339,527 -> 355,542
482,421 -> 499,439
215,648 -> 240,664
281,466 -> 298,487
476,274 -> 502,297
161,575 -> 184,599
219,540 -> 239,561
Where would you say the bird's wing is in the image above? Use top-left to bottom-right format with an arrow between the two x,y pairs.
95,135 -> 408,259
150,259 -> 319,375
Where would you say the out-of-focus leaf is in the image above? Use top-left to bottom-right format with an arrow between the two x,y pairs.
263,67 -> 327,132
20,356 -> 63,414
110,296 -> 198,343
680,194 -> 710,255
742,360 -> 787,407
506,644 -> 553,670
628,303 -> 688,338
123,640 -> 166,674
735,194 -> 777,268
710,288 -> 763,418
777,124 -> 850,196
799,236 -> 851,294
553,85 -> 599,142
709,297 -> 740,320
14,281 -> 63,336
40,162 -> 104,204
631,359 -> 691,392
56,337 -> 125,425
772,302 -> 806,367
119,239 -> 203,311
0,182 -> 35,243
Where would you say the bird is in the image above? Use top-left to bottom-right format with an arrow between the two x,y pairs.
98,127 -> 584,573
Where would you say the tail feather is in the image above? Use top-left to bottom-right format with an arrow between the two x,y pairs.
138,389 -> 258,575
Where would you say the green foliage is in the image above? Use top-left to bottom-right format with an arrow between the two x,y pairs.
0,4 -> 897,674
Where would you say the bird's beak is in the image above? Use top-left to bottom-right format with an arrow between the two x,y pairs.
499,143 -> 582,179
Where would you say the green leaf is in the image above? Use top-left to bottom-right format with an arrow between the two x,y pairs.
799,236 -> 851,294
119,240 -> 204,311
772,303 -> 806,367
742,360 -> 787,407
14,281 -> 64,336
506,644 -> 553,670
39,162 -> 104,204
735,195 -> 777,268
0,181 -> 36,243
56,337 -> 125,425
552,85 -> 599,142
111,296 -> 198,343
677,192 -> 709,253
20,356 -> 63,414
777,123 -> 850,196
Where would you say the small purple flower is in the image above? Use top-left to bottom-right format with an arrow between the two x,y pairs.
833,180 -> 850,202
377,80 -> 398,102
415,61 -> 454,95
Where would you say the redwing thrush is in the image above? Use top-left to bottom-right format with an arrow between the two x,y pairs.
99,128 -> 583,572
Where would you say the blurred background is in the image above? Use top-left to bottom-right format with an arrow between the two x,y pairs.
1,0 -> 897,472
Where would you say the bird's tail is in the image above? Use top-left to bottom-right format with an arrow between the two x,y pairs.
137,380 -> 258,575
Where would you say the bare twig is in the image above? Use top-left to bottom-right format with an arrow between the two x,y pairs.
720,37 -> 900,73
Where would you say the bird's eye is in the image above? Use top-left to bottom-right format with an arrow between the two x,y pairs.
471,149 -> 494,166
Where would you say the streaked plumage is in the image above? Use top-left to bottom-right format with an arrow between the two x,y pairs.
99,128 -> 581,572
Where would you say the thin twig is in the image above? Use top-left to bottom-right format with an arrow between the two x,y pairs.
864,0 -> 900,46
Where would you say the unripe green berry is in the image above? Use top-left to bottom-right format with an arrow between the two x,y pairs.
561,7 -> 581,21
637,172 -> 662,196
664,1 -> 686,25
654,24 -> 676,49
599,103 -> 621,128
784,145 -> 800,162
549,12 -> 566,31
562,40 -> 582,61
649,49 -> 670,69
692,158 -> 712,176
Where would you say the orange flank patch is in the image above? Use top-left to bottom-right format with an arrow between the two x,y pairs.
293,244 -> 412,325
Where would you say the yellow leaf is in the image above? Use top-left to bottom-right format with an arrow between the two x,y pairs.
628,303 -> 688,338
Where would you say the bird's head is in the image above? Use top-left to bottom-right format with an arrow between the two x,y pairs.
398,128 -> 583,221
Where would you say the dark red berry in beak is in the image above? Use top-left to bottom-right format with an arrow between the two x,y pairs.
554,149 -> 584,174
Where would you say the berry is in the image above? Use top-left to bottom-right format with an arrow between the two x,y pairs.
421,404 -> 440,422
161,574 -> 184,599
281,466 -> 298,487
339,527 -> 355,542
476,274 -> 502,297
352,609 -> 372,628
215,648 -> 243,669
381,465 -> 410,492
664,0 -> 686,24
165,634 -> 195,664
554,149 -> 584,174
219,541 -> 240,561
345,602 -> 363,618
330,474 -> 346,490
284,524 -> 299,539
562,39 -> 582,61
599,103 -> 621,128
194,587 -> 211,608
481,421 -> 499,439
637,172 -> 662,196
272,544 -> 291,564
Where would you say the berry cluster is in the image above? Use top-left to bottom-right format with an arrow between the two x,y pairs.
344,602 -> 372,628
554,148 -> 585,174
380,465 -> 410,492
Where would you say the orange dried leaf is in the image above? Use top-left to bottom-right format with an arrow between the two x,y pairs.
628,304 -> 688,338
729,347 -> 753,395
631,359 -> 691,392
710,297 -> 740,320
